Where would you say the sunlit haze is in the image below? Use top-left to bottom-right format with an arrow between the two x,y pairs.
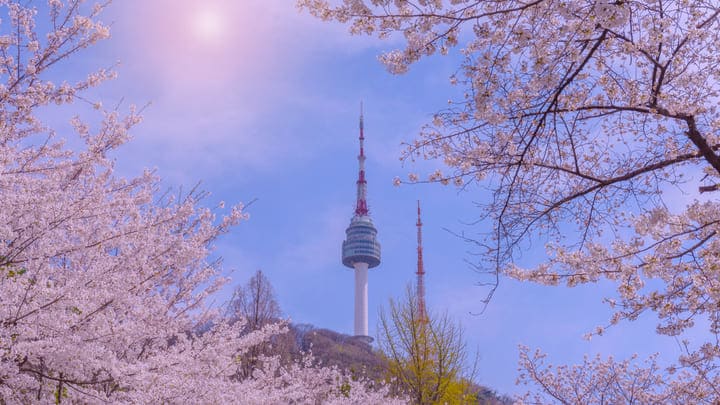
111,0 -> 278,92
191,7 -> 225,42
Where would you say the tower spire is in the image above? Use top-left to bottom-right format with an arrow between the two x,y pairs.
416,200 -> 427,323
355,102 -> 368,216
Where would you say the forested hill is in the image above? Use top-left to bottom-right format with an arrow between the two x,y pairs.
280,324 -> 513,404
225,271 -> 511,402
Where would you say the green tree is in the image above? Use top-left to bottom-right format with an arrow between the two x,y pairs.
378,287 -> 477,404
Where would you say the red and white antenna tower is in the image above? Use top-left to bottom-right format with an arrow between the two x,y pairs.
416,200 -> 428,323
355,102 -> 368,216
342,102 -> 381,338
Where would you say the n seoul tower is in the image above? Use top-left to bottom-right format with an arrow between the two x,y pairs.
342,104 -> 381,338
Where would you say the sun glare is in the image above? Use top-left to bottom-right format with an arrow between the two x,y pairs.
129,0 -> 270,90
192,8 -> 225,42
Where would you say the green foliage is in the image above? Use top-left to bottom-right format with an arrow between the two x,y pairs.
54,386 -> 68,404
7,268 -> 27,278
377,287 -> 478,404
339,381 -> 351,398
1,254 -> 27,279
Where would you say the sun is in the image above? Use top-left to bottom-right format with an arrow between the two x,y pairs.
192,7 -> 225,42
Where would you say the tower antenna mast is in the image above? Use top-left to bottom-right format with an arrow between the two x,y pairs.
355,102 -> 368,216
416,200 -> 427,323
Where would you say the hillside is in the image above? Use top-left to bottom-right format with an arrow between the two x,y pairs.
279,324 -> 513,404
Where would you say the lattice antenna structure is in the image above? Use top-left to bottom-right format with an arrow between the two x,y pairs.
416,200 -> 428,323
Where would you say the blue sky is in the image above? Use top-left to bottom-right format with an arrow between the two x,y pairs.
48,0 -> 707,396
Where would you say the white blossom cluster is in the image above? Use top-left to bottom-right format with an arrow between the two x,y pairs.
516,346 -> 703,403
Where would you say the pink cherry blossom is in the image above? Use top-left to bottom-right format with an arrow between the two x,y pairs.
0,1 -> 404,402
300,0 -> 720,400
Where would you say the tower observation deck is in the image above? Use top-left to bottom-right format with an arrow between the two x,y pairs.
342,104 -> 381,337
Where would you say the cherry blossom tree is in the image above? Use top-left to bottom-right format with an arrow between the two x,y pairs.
516,346 -> 703,404
299,0 -> 720,401
0,1 -> 404,403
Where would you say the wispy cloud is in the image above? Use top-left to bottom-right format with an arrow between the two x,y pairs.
274,204 -> 349,275
94,0 -> 396,184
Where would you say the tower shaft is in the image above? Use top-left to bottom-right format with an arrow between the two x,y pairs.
416,200 -> 427,323
354,262 -> 369,336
